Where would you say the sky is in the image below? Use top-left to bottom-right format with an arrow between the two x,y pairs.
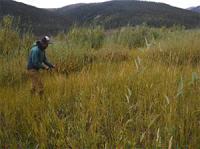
14,0 -> 200,9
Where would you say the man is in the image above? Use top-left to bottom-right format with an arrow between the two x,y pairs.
27,36 -> 55,96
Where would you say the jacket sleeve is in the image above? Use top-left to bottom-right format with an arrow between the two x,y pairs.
31,49 -> 45,69
43,54 -> 54,68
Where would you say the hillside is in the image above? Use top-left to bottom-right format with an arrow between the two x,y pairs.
1,0 -> 200,35
188,6 -> 200,13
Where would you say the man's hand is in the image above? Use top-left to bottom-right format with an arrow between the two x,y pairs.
45,65 -> 50,70
52,64 -> 56,68
44,64 -> 55,71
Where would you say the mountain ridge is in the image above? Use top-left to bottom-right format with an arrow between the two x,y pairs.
0,0 -> 200,35
57,1 -> 200,29
188,6 -> 200,13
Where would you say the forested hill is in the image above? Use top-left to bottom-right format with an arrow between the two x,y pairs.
1,0 -> 200,35
57,1 -> 200,29
0,0 -> 71,34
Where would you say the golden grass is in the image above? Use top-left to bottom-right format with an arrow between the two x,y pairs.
1,58 -> 200,148
1,16 -> 200,148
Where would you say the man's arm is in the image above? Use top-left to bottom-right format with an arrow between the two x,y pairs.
43,53 -> 55,68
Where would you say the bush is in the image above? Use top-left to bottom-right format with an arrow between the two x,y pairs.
105,25 -> 165,49
0,16 -> 34,86
147,30 -> 200,66
66,26 -> 105,50
0,16 -> 20,55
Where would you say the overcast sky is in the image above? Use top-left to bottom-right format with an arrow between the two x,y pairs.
14,0 -> 200,9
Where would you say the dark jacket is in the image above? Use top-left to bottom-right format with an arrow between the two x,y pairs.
27,41 -> 54,70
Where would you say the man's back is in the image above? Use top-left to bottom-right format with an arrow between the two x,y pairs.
27,42 -> 46,70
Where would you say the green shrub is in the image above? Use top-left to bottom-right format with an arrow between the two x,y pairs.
147,30 -> 200,66
66,26 -> 105,50
0,16 -> 34,86
0,16 -> 20,55
105,25 -> 165,49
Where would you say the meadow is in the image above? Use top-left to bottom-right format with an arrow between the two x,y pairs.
1,16 -> 200,148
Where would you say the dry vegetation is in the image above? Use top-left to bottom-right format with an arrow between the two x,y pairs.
1,16 -> 200,148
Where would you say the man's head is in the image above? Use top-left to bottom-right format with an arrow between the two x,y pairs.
40,36 -> 50,50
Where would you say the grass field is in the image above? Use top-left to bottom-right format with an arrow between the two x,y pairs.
1,16 -> 200,148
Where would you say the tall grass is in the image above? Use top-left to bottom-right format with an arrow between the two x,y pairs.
1,16 -> 200,148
